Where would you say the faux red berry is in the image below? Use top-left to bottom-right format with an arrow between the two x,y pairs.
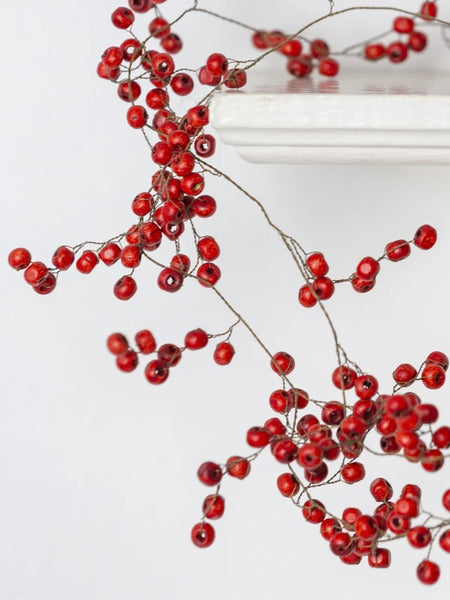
193,195 -> 216,218
76,251 -> 98,274
393,363 -> 417,385
302,499 -> 326,524
277,472 -> 300,497
354,374 -> 378,399
351,276 -> 376,293
224,69 -> 247,89
8,247 -> 32,271
161,33 -> 183,54
226,456 -> 250,479
287,56 -> 313,78
280,39 -> 302,57
171,73 -> 194,96
332,366 -> 356,390
144,359 -> 170,384
356,257 -> 379,280
270,351 -> 295,376
387,42 -> 408,63
114,275 -> 137,300
197,263 -> 221,287
368,548 -> 391,568
157,268 -> 183,293
101,46 -> 123,68
111,7 -> 135,29
306,252 -> 328,277
157,344 -> 182,366
185,328 -> 208,350
408,526 -> 431,548
408,31 -> 427,52
198,237 -> 220,261
121,38 -> 142,62
364,44 -> 385,60
246,427 -> 271,448
341,462 -> 365,484
417,560 -> 440,585
197,461 -> 222,486
421,449 -> 444,472
329,532 -> 354,556
420,1 -> 437,20
149,17 -> 170,38
107,333 -> 129,356
370,478 -> 393,502
202,494 -> 225,519
414,224 -> 437,250
385,239 -> 410,261
439,530 -> 450,552
50,246 -> 73,271
426,350 -> 449,371
33,273 -> 57,295
319,58 -> 339,77
298,285 -> 316,307
116,350 -> 138,373
443,489 -> 450,511
99,243 -> 122,266
194,134 -> 216,158
393,17 -> 414,34
135,330 -> 156,354
129,0 -> 154,12
422,363 -> 445,389
191,522 -> 215,548
121,245 -> 141,268
311,39 -> 329,58
127,105 -> 148,128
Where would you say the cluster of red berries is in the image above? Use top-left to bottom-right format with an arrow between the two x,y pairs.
298,224 -> 437,307
8,0 -> 449,587
252,31 -> 339,78
107,327 -> 235,384
365,2 -> 436,63
192,346 -> 450,587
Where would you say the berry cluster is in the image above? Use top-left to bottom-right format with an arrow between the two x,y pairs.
7,0 -> 449,587
298,224 -> 437,306
106,325 -> 235,384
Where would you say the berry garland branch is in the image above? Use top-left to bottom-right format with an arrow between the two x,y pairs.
7,0 -> 450,587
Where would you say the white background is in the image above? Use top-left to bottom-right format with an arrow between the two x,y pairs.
1,1 -> 449,598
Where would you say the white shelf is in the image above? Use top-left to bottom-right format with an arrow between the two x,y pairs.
210,69 -> 450,164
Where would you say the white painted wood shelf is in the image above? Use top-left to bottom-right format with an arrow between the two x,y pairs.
210,69 -> 450,164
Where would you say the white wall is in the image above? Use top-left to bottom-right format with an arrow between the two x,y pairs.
1,1 -> 449,598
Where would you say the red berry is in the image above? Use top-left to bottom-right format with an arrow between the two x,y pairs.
202,494 -> 225,519
421,449 -> 444,472
99,243 -> 121,266
212,342 -> 234,365
121,245 -> 141,269
341,462 -> 365,484
226,456 -> 250,479
194,134 -> 216,158
224,69 -> 247,89
157,344 -> 182,366
319,58 -> 339,77
116,350 -> 138,373
306,252 -> 329,277
320,518 -> 341,541
354,374 -> 378,399
356,257 -> 379,280
51,246 -> 74,271
157,268 -> 183,293
385,239 -> 410,261
287,56 -> 313,78
161,33 -> 182,54
311,39 -> 329,58
302,499 -> 326,524
171,73 -> 194,96
127,105 -> 148,128
368,548 -> 391,568
422,363 -> 446,389
144,359 -> 169,384
426,350 -> 449,371
107,333 -> 129,356
135,330 -> 156,354
387,42 -> 408,63
370,478 -> 393,502
393,363 -> 417,385
129,0 -> 154,12
408,31 -> 427,52
185,328 -> 208,350
121,38 -> 142,63
270,351 -> 295,376
114,275 -> 137,300
277,472 -> 300,497
101,46 -> 123,68
24,261 -> 49,285
197,461 -> 222,486
364,44 -> 385,61
198,236 -> 220,261
206,53 -> 228,76
439,530 -> 450,552
393,17 -> 414,34
197,263 -> 221,287
298,285 -> 317,307
193,195 -> 216,218
420,1 -> 437,20
414,224 -> 437,250
111,7 -> 135,29
351,276 -> 376,293
149,17 -> 170,38
191,522 -> 215,548
280,39 -> 302,57
417,560 -> 440,584
8,247 -> 32,271
76,251 -> 98,274
443,489 -> 450,511
246,427 -> 271,448
329,532 -> 354,556
33,273 -> 57,295
332,365 -> 356,390
408,526 -> 431,548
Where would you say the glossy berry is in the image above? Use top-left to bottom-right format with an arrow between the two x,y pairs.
226,456 -> 250,479
354,375 -> 378,399
198,237 -> 220,261
421,363 -> 445,389
312,277 -> 334,300
420,2 -> 437,20
311,39 -> 329,58
8,247 -> 32,270
351,276 -> 376,293
116,350 -> 138,373
197,461 -> 222,486
270,351 -> 295,376
246,427 -> 271,448
191,522 -> 215,548
443,489 -> 450,511
185,328 -> 208,350
144,359 -> 170,384
277,473 -> 300,497
414,224 -> 437,250
214,342 -> 235,365
408,31 -> 427,52
111,7 -> 135,29
393,17 -> 414,34
426,350 -> 449,371
34,273 -> 57,295
365,44 -> 385,61
50,246 -> 73,271
206,53 -> 228,76
197,263 -> 221,287
407,526 -> 431,548
341,462 -> 365,484
107,333 -> 129,356
99,243 -> 121,266
306,252 -> 329,277
385,239 -> 410,261
356,257 -> 379,280
202,494 -> 225,519
302,499 -> 326,524
332,366 -> 356,390
118,81 -> 141,102
76,251 -> 98,274
127,105 -> 148,128
171,73 -> 194,96
416,560 -> 440,584
370,478 -> 393,502
135,330 -> 156,354
298,285 -> 316,307
439,530 -> 450,552
114,275 -> 137,300
157,268 -> 183,293
368,548 -> 391,568
387,42 -> 408,63
224,69 -> 247,89
393,363 -> 417,385
157,344 -> 182,367
319,58 -> 339,77
129,0 -> 154,12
